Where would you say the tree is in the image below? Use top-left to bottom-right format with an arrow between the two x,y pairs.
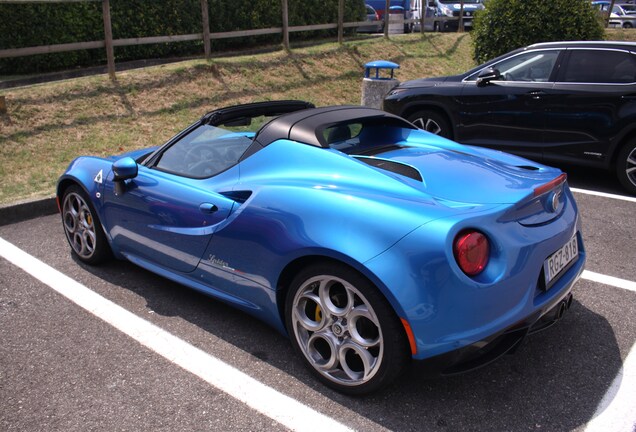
472,0 -> 604,63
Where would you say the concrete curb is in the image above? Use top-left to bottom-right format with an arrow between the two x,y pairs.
0,196 -> 58,227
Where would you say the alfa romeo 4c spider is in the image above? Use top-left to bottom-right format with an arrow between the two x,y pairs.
58,101 -> 585,394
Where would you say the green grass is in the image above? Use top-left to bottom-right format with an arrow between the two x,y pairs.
0,30 -> 633,204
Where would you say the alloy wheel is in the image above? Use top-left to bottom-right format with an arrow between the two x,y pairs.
291,275 -> 384,387
63,192 -> 97,260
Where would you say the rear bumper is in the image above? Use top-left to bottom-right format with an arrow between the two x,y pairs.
413,286 -> 577,377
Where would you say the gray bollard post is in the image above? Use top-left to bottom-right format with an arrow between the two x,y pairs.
361,61 -> 400,109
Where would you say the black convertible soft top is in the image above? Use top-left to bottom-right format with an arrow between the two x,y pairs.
255,105 -> 415,148
236,104 -> 415,161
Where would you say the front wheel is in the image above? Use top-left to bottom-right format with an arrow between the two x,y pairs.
616,139 -> 636,195
61,185 -> 111,264
407,109 -> 452,139
285,263 -> 410,395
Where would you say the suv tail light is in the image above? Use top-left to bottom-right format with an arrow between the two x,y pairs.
454,230 -> 490,276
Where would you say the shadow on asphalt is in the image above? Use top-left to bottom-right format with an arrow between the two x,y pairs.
75,254 -> 621,432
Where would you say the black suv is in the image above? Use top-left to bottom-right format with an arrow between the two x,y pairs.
383,41 -> 636,194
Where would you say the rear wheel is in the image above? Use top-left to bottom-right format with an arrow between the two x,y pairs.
407,109 -> 452,139
61,185 -> 111,264
616,139 -> 636,195
285,263 -> 410,395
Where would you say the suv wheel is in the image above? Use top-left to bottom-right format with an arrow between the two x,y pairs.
407,110 -> 452,139
617,139 -> 636,195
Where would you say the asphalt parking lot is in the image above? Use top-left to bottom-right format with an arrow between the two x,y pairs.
1,166 -> 635,432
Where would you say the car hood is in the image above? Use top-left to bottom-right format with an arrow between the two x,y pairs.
354,132 -> 561,205
240,136 -> 560,209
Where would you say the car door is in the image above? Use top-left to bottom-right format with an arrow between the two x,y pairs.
102,166 -> 237,274
542,48 -> 636,166
456,49 -> 562,160
101,124 -> 250,274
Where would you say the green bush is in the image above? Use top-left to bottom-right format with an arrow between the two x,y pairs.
0,0 -> 366,75
472,0 -> 605,63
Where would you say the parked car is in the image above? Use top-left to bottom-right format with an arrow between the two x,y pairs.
612,3 -> 636,26
592,1 -> 636,27
58,101 -> 585,394
383,41 -> 636,194
357,4 -> 382,33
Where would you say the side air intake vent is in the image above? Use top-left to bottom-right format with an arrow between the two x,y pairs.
354,156 -> 423,182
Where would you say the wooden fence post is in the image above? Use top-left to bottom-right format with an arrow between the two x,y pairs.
282,0 -> 289,50
384,0 -> 390,38
201,0 -> 211,59
607,0 -> 617,27
102,0 -> 116,80
338,0 -> 344,44
0,96 -> 6,114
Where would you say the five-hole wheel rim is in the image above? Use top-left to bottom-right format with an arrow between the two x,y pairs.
291,275 -> 384,387
62,192 -> 97,260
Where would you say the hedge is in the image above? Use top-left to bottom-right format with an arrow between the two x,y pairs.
0,0 -> 366,75
472,0 -> 605,63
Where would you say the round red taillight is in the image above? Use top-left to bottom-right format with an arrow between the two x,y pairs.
453,230 -> 490,276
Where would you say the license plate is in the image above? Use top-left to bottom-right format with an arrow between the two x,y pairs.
543,235 -> 579,287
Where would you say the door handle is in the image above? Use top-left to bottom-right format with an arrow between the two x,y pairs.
199,203 -> 218,213
526,91 -> 546,100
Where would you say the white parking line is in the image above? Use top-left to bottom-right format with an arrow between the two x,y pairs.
0,237 -> 353,432
585,343 -> 636,432
571,187 -> 636,203
3,237 -> 636,432
582,270 -> 636,293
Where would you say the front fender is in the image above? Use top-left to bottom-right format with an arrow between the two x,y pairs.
57,156 -> 115,224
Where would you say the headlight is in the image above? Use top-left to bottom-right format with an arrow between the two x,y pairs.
387,87 -> 409,96
441,6 -> 454,17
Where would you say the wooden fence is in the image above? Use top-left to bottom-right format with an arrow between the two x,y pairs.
0,0 -> 460,82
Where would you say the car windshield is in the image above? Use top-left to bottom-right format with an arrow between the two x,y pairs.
438,0 -> 481,3
154,125 -> 253,178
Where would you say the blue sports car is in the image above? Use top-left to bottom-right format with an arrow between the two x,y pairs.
58,101 -> 585,394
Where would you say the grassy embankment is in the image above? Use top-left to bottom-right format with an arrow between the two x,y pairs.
0,29 -> 634,205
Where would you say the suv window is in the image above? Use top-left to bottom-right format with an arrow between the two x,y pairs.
561,50 -> 636,84
467,50 -> 560,82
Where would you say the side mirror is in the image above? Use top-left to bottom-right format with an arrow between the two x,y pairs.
113,157 -> 138,181
476,67 -> 502,87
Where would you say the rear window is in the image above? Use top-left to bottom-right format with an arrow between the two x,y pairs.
561,50 -> 636,84
322,121 -> 411,155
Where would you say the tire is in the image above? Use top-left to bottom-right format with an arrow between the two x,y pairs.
407,109 -> 453,139
285,262 -> 410,395
61,185 -> 111,264
616,139 -> 636,195
623,22 -> 633,29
